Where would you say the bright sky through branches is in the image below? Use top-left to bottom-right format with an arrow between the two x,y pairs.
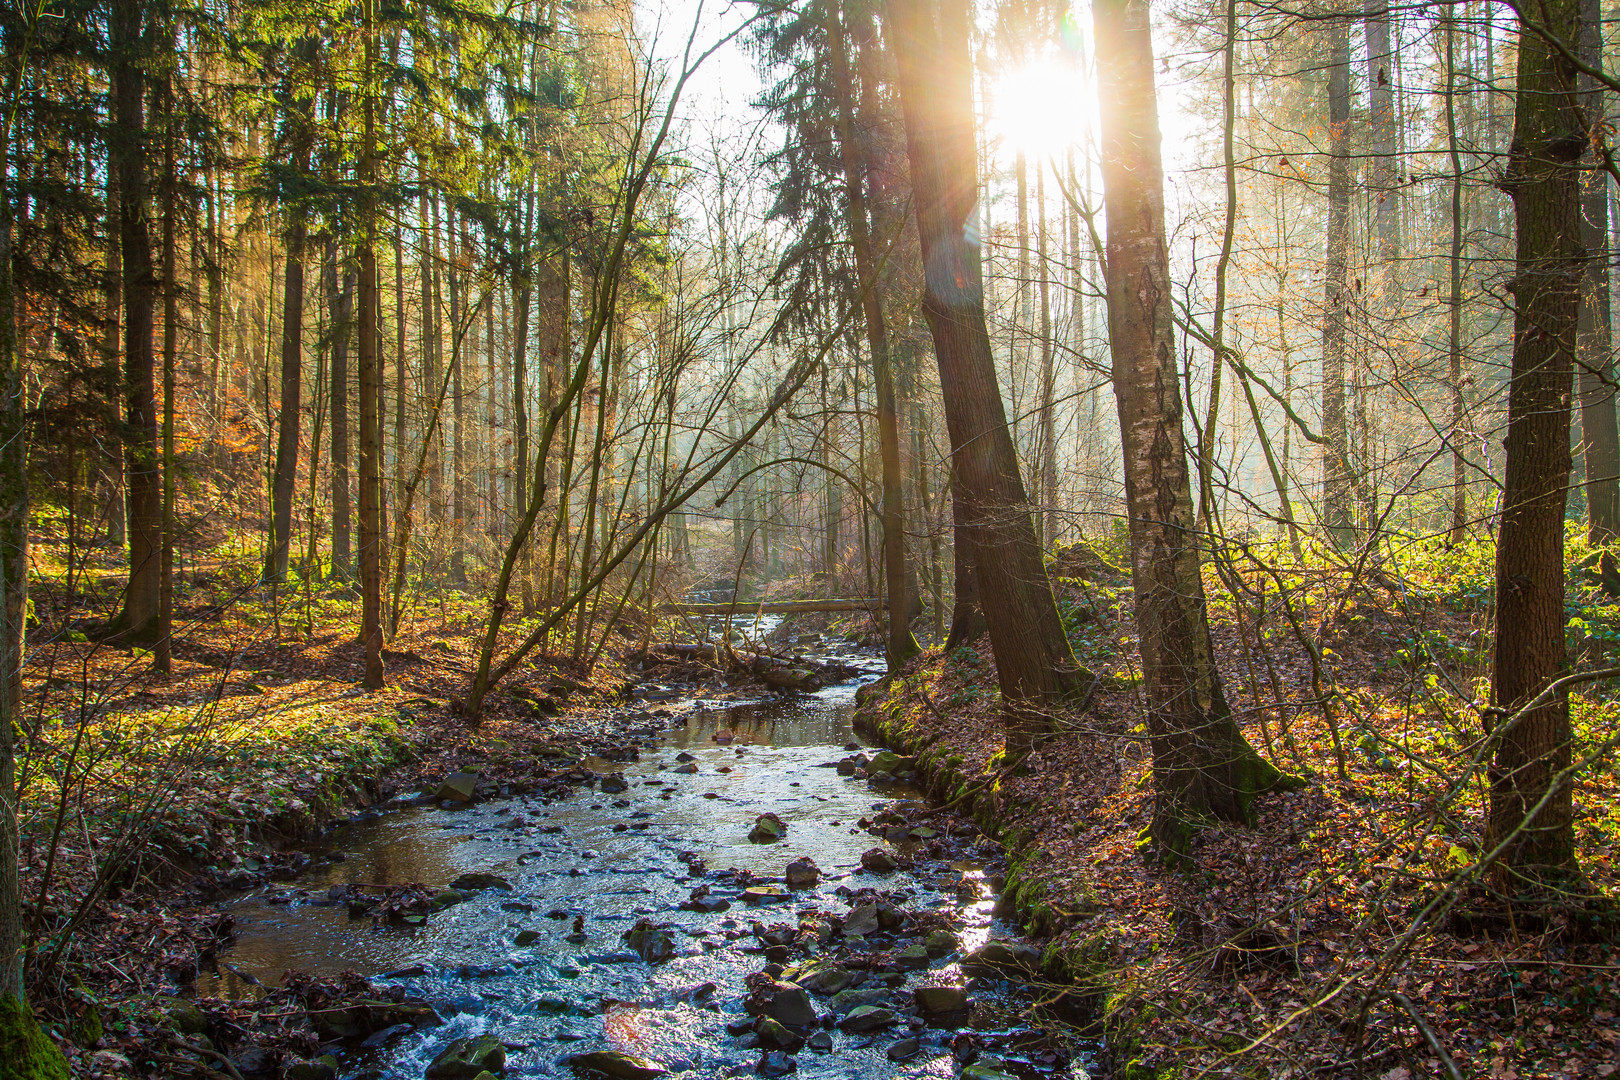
986,52 -> 1093,166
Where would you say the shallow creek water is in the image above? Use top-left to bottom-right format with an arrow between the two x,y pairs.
209,668 -> 1095,1080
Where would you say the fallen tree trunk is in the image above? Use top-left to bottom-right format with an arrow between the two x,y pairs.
637,643 -> 865,690
661,599 -> 880,616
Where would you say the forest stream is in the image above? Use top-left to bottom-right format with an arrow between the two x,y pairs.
198,640 -> 1098,1080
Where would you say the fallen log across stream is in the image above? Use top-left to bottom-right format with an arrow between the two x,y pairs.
636,641 -> 872,690
660,598 -> 880,616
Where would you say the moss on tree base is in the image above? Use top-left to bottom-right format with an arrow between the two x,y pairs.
0,994 -> 70,1080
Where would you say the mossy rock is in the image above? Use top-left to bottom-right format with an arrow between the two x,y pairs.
0,994 -> 70,1080
74,1004 -> 102,1046
159,998 -> 207,1036
426,1034 -> 505,1079
1102,979 -> 1179,1080
285,1057 -> 339,1080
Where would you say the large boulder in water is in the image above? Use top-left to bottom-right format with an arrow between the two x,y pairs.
425,1034 -> 504,1080
784,857 -> 819,889
962,940 -> 1043,978
841,903 -> 879,937
749,813 -> 787,843
859,848 -> 897,873
623,919 -> 676,964
792,961 -> 854,996
837,1005 -> 897,1033
567,1050 -> 668,1079
433,772 -> 479,803
912,985 -> 970,1026
755,1017 -> 805,1052
449,872 -> 511,892
756,982 -> 817,1028
757,1050 -> 798,1077
865,750 -> 907,774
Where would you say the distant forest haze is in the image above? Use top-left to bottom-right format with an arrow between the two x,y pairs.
1,0 -> 1619,1075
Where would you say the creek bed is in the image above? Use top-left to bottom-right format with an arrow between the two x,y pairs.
208,667 -> 1096,1079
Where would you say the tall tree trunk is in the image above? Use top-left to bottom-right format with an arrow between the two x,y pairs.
1445,7 -> 1469,543
942,468 -> 986,650
205,171 -> 225,468
1577,0 -> 1619,586
266,141 -> 313,583
1321,20 -> 1354,549
512,210 -> 533,612
420,192 -> 441,534
1014,150 -> 1030,454
1364,0 -> 1400,296
0,41 -> 29,1011
820,362 -> 840,580
156,74 -> 177,671
102,187 -> 126,550
1037,166 -> 1057,546
1489,0 -> 1584,885
357,0 -> 385,689
1093,0 -> 1292,862
428,192 -> 446,527
449,207 -> 467,585
1198,0 -> 1238,533
328,241 -> 353,579
827,1 -> 919,671
0,37 -> 68,1070
111,0 -> 161,642
885,0 -> 1090,749
394,219 -> 407,541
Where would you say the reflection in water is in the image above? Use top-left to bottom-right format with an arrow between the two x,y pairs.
207,673 -> 1093,1079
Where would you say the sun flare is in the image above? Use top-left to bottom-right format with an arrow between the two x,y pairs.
987,55 -> 1091,164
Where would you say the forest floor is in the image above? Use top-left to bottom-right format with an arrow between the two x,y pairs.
859,536 -> 1620,1079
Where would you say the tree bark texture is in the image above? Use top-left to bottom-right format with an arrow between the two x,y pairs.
1322,19 -> 1354,549
885,0 -> 1090,747
1577,0 -> 1619,574
111,0 -> 161,640
267,182 -> 310,582
358,0 -> 385,689
1093,0 -> 1290,858
328,241 -> 354,580
1363,0 -> 1400,284
1490,0 -> 1584,881
942,467 -> 986,650
827,0 -> 920,672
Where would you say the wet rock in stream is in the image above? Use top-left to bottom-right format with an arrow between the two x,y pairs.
424,1033 -> 504,1079
748,812 -> 787,843
783,857 -> 819,889
567,1049 -> 669,1079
